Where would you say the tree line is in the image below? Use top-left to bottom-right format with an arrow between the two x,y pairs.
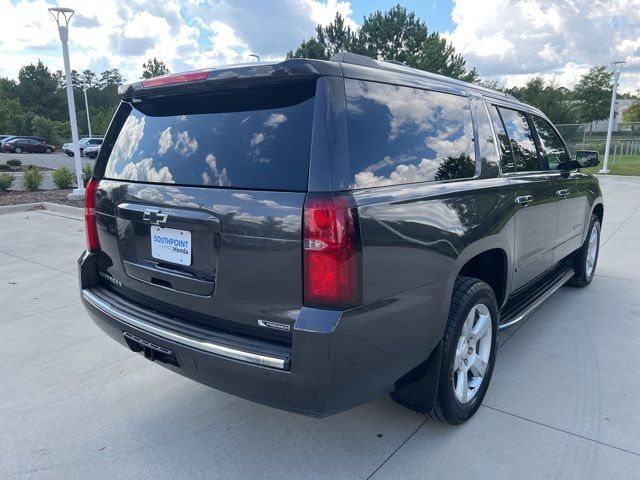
0,4 -> 637,147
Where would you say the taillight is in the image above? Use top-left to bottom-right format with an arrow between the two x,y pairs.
84,179 -> 100,251
303,193 -> 361,309
142,70 -> 209,87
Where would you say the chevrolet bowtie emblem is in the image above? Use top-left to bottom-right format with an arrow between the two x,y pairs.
142,209 -> 168,226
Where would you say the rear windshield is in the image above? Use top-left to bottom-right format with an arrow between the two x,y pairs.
102,82 -> 316,191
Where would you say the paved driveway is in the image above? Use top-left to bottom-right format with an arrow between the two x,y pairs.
1,176 -> 639,479
0,152 -> 82,170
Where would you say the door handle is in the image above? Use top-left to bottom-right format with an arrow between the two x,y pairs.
556,189 -> 570,198
515,195 -> 534,206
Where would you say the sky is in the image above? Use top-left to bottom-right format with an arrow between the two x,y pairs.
1,0 -> 639,93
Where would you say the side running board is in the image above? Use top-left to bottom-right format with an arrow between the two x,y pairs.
499,267 -> 574,330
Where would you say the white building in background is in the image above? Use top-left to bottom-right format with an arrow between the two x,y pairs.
589,99 -> 636,132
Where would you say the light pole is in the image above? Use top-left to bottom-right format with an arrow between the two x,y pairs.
49,7 -> 84,198
83,86 -> 92,138
600,61 -> 626,174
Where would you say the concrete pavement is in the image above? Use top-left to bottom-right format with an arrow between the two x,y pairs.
1,176 -> 639,479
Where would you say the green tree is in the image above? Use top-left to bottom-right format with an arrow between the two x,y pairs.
16,61 -> 65,119
142,58 -> 170,79
572,66 -> 613,128
30,114 -> 70,146
507,77 -> 576,124
288,5 -> 477,82
98,68 -> 124,88
287,13 -> 356,59
622,101 -> 640,122
80,69 -> 98,89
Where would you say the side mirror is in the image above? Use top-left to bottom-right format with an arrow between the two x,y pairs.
576,150 -> 599,168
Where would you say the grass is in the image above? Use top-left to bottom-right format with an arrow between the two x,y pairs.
582,154 -> 640,176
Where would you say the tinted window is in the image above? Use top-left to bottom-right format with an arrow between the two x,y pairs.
498,108 -> 539,172
345,80 -> 475,189
473,100 -> 499,177
531,115 -> 569,170
102,83 -> 315,191
487,107 -> 514,172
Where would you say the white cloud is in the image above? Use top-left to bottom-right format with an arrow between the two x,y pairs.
119,158 -> 174,183
447,0 -> 640,93
174,131 -> 198,156
264,113 -> 288,128
204,153 -> 229,186
158,127 -> 173,154
250,132 -> 265,146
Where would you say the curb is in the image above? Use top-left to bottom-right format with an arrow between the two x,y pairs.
0,201 -> 83,218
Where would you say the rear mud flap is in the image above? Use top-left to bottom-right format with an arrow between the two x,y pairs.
390,341 -> 442,413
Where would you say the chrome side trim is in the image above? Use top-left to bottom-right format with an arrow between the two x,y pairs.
499,269 -> 574,330
82,289 -> 287,369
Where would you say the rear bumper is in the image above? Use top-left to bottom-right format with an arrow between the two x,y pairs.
79,251 -> 446,417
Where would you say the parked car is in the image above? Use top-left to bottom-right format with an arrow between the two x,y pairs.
1,137 -> 55,154
63,137 -> 103,156
82,145 -> 100,159
0,135 -> 47,147
0,135 -> 15,142
79,53 -> 603,424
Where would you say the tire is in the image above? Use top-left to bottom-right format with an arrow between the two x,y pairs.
431,276 -> 499,425
568,214 -> 600,287
66,152 -> 73,157
14,147 -> 22,154
45,147 -> 52,154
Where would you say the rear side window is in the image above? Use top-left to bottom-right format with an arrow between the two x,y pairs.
531,115 -> 569,170
497,107 -> 539,172
345,80 -> 475,189
103,82 -> 316,191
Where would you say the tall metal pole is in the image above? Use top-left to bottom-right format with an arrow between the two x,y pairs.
83,87 -> 92,138
600,61 -> 626,174
49,7 -> 84,198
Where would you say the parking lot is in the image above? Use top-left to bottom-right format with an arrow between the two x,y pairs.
1,175 -> 639,479
0,151 -> 80,171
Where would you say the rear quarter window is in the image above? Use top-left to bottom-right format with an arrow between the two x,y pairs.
345,79 -> 476,189
102,82 -> 316,191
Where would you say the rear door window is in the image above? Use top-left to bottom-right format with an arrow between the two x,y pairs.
531,115 -> 570,170
497,107 -> 540,172
345,79 -> 476,189
103,82 -> 316,191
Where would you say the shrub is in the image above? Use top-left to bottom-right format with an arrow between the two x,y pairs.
22,167 -> 44,192
0,164 -> 10,171
52,166 -> 76,189
82,162 -> 93,186
6,159 -> 21,167
0,173 -> 14,191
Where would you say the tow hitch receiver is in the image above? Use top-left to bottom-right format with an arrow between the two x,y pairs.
123,331 -> 180,367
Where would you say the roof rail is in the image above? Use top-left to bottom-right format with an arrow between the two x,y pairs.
329,51 -> 517,101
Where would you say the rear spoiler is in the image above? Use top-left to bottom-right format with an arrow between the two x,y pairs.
118,59 -> 341,102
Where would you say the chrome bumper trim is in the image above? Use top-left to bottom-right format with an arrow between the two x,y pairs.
82,289 -> 287,369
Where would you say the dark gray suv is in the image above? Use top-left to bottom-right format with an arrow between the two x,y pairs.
79,53 -> 603,424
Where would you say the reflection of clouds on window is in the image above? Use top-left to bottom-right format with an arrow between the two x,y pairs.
175,131 -> 198,156
264,113 -> 287,128
177,115 -> 187,122
355,158 -> 442,189
204,153 -> 230,186
346,79 -> 475,189
232,193 -> 253,201
120,158 -> 174,183
347,80 -> 439,141
158,127 -> 172,155
240,116 -> 251,125
251,132 -> 265,146
105,114 -> 146,178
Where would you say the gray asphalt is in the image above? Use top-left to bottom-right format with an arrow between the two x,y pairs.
1,175 -> 639,479
0,151 -> 84,170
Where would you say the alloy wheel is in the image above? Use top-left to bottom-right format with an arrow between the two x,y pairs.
453,303 -> 492,404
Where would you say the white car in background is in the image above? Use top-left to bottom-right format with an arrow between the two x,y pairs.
63,137 -> 103,156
